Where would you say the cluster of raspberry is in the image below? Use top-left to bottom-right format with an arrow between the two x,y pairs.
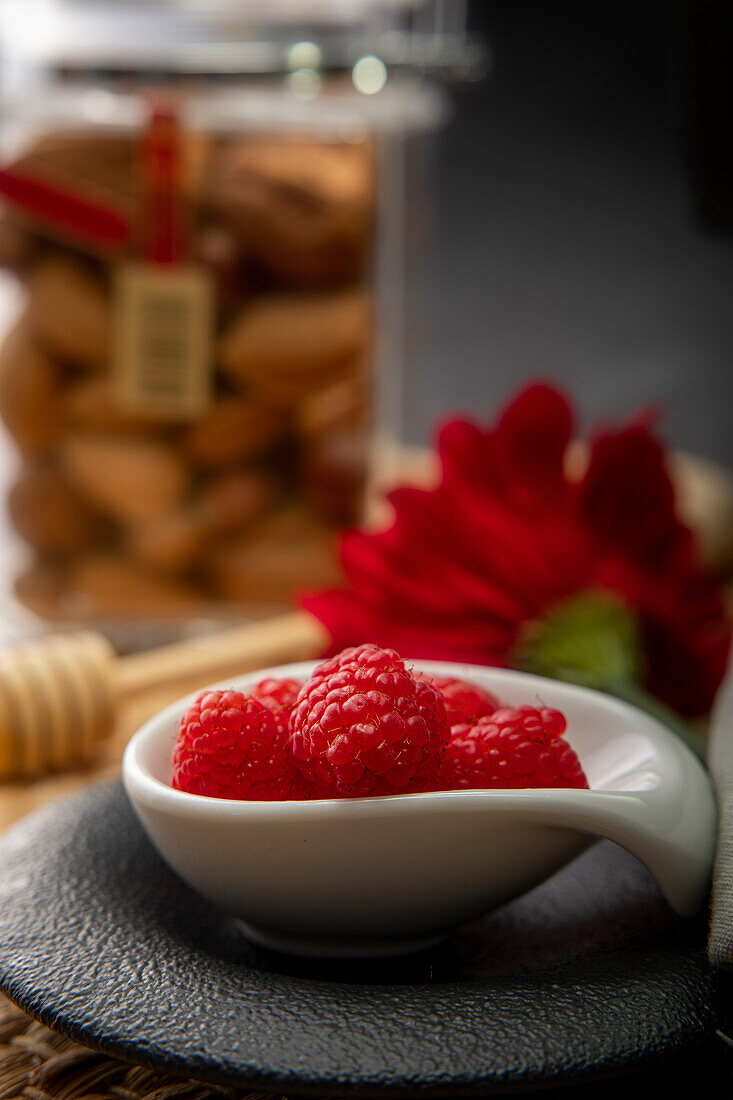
171,643 -> 588,800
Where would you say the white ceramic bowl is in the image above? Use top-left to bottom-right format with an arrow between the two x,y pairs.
123,661 -> 717,958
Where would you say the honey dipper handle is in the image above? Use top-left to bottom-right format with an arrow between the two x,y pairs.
115,610 -> 328,698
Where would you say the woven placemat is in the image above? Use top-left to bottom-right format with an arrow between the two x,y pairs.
0,993 -> 263,1100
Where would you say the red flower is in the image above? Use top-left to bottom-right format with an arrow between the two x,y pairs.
302,384 -> 730,717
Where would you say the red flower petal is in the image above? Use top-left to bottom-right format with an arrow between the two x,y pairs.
439,382 -> 574,516
302,383 -> 731,717
581,419 -> 689,567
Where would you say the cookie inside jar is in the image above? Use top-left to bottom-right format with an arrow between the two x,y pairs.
0,114 -> 380,620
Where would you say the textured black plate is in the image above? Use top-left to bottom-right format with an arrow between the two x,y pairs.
0,781 -> 723,1095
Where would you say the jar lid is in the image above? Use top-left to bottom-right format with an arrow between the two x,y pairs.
0,0 -> 486,133
0,0 -> 486,81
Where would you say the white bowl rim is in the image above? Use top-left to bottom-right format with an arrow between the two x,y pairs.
123,658 -> 697,819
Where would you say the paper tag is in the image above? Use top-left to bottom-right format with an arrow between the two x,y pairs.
113,261 -> 213,420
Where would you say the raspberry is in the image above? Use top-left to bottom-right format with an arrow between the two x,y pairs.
290,644 -> 450,796
416,673 -> 501,728
251,677 -> 302,712
440,705 -> 588,790
171,688 -> 303,801
250,677 -> 302,737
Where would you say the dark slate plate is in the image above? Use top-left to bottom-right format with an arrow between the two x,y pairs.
0,780 -> 723,1095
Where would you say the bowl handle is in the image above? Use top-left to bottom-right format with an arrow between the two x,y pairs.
534,747 -> 717,917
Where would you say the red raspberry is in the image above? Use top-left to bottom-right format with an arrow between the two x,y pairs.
440,705 -> 588,790
416,673 -> 501,728
251,677 -> 302,712
290,644 -> 450,797
171,689 -> 303,801
250,677 -> 302,737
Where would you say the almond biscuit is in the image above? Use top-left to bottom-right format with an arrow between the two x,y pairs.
60,432 -> 189,523
0,325 -> 61,454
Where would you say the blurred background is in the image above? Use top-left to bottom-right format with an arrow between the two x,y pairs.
425,0 -> 733,466
0,0 -> 730,630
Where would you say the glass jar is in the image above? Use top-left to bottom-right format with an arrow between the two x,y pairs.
0,0 -> 481,628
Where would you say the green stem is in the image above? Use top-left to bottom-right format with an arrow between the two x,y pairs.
511,589 -> 710,763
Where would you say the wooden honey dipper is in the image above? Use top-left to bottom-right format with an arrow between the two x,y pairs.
0,612 -> 327,781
